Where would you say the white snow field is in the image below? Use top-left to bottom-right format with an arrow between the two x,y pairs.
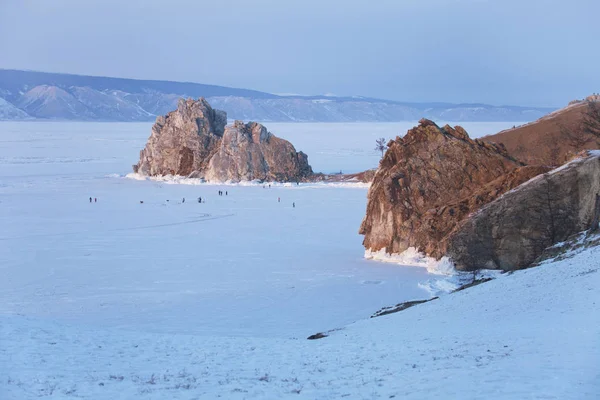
2,121 -> 597,399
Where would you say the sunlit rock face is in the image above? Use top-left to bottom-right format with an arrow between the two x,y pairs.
134,98 -> 312,182
359,119 -> 551,270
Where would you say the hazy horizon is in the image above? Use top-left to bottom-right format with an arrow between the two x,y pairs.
1,0 -> 598,108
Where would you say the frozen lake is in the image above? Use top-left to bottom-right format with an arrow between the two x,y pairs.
0,121 -> 518,338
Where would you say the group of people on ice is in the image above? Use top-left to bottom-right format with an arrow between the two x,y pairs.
131,187 -> 297,207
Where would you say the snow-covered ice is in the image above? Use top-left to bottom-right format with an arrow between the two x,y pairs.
1,121 -> 596,399
2,231 -> 598,399
0,122 -> 436,338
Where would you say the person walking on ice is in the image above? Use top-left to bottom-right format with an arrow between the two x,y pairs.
278,197 -> 280,203
293,202 -> 295,208
89,197 -> 92,203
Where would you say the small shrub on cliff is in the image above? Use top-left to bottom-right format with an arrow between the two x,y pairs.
375,137 -> 387,158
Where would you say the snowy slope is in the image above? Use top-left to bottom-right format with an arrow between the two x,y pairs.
2,239 -> 598,399
17,85 -> 96,119
0,97 -> 31,120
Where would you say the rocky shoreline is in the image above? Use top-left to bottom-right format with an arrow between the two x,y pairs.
360,98 -> 600,272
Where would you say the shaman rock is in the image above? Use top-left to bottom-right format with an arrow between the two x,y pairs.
134,98 -> 312,182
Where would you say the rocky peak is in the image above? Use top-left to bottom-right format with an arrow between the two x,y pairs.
134,97 -> 226,176
228,120 -> 271,144
173,97 -> 227,137
134,98 -> 313,182
359,120 -> 532,258
586,94 -> 600,103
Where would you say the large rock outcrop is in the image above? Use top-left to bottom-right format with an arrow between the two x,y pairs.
134,98 -> 227,176
134,98 -> 312,182
446,151 -> 600,270
359,119 -> 545,259
203,121 -> 312,182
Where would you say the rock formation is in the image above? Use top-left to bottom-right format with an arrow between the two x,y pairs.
360,118 -> 600,271
134,98 -> 313,182
446,151 -> 600,270
359,119 -> 545,259
483,98 -> 600,166
203,121 -> 312,182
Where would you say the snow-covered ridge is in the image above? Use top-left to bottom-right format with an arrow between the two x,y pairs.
0,70 -> 555,122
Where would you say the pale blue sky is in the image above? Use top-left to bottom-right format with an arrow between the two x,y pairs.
0,0 -> 598,106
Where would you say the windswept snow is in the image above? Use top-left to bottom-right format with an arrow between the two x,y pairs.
2,236 -> 598,399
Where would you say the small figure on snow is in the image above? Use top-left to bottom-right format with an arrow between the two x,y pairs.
89,197 -> 92,203
293,202 -> 295,208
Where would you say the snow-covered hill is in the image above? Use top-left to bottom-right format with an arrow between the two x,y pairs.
0,69 -> 555,122
0,97 -> 31,120
2,237 -> 598,399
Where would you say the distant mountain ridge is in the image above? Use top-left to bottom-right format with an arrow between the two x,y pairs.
0,69 -> 555,122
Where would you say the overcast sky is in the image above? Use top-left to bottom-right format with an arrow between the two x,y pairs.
0,0 -> 597,107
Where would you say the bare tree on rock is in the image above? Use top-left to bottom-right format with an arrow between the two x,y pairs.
375,138 -> 388,158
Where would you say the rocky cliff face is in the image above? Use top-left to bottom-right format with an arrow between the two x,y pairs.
134,98 -> 312,182
134,98 -> 227,176
446,152 -> 600,270
359,119 -> 535,258
204,121 -> 312,182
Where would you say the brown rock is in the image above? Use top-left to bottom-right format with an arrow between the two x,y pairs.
134,98 -> 312,182
483,99 -> 600,166
204,121 -> 313,182
134,98 -> 226,176
359,119 -> 532,258
447,152 -> 600,270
